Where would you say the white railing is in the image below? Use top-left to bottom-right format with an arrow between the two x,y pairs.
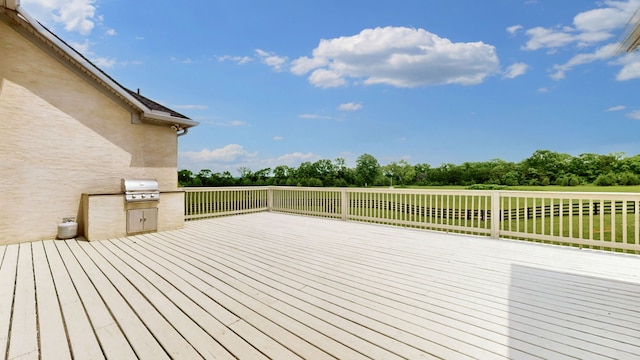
184,186 -> 640,254
184,187 -> 269,220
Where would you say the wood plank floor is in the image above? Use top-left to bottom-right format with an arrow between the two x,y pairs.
1,212 -> 640,359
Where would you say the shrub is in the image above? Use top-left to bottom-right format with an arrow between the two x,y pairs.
557,174 -> 581,186
501,171 -> 521,186
334,178 -> 348,187
540,177 -> 551,186
618,172 -> 640,186
307,178 -> 323,187
594,173 -> 616,186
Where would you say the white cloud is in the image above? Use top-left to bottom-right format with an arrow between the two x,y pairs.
218,55 -> 253,64
522,26 -> 576,51
274,152 -> 319,165
291,26 -> 499,88
181,144 -> 257,163
503,62 -> 529,79
211,120 -> 247,127
179,146 -> 321,172
23,0 -> 129,69
613,52 -> 640,80
338,102 -> 363,111
92,57 -> 116,68
606,105 -> 626,111
70,39 -> 90,53
298,114 -> 335,120
58,0 -> 96,35
506,25 -> 523,36
307,68 -> 347,88
537,87 -> 549,93
70,39 -> 117,68
22,0 -> 98,35
516,0 -> 640,81
625,110 -> 640,119
255,49 -> 288,72
522,0 -> 640,52
550,43 -> 618,80
273,136 -> 284,141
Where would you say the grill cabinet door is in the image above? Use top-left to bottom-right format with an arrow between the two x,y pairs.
127,208 -> 158,233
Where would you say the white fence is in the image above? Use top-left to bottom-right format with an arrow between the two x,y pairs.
184,187 -> 640,254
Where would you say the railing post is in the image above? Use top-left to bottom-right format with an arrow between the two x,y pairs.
267,186 -> 273,212
491,191 -> 500,239
341,189 -> 348,221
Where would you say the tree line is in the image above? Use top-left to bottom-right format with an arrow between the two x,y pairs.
178,150 -> 640,188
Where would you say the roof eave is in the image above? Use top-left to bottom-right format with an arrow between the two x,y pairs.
8,3 -> 198,129
143,110 -> 199,128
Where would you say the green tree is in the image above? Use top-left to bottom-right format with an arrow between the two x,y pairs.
618,154 -> 640,174
313,159 -> 336,186
273,165 -> 291,185
220,171 -> 235,186
296,161 -> 319,185
196,169 -> 214,186
334,157 -> 354,185
414,163 -> 431,185
521,150 -> 571,185
355,154 -> 380,187
178,169 -> 195,186
237,167 -> 254,185
254,168 -> 272,182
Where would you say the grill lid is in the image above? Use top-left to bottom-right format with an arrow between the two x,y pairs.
122,179 -> 159,202
122,179 -> 159,192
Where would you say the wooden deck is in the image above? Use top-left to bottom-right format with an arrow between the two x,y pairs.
1,212 -> 640,359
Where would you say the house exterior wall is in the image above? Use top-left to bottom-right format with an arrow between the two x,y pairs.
0,17 -> 183,244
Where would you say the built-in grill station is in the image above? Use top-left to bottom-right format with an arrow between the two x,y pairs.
122,179 -> 159,234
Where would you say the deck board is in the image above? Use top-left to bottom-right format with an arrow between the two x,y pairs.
0,245 -> 18,358
59,240 -> 164,359
43,240 -> 105,359
8,243 -> 38,360
136,232 -> 337,359
73,241 -> 201,359
32,241 -> 71,360
2,212 -> 640,359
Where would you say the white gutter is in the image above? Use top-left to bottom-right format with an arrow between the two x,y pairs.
8,1 -> 197,129
145,110 -> 198,127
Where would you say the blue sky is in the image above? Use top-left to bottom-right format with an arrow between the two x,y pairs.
20,0 -> 640,173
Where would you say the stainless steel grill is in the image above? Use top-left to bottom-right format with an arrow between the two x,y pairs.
122,179 -> 160,202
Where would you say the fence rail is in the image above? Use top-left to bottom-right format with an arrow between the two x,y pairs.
184,187 -> 640,254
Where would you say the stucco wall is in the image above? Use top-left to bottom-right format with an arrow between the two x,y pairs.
0,18 -> 182,244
